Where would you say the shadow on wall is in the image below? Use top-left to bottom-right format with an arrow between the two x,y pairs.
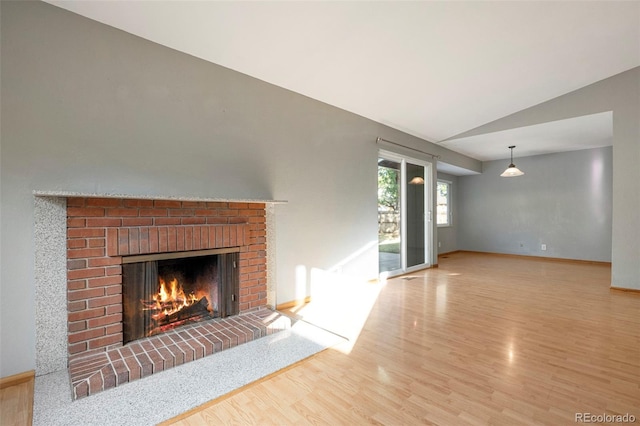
293,240 -> 379,301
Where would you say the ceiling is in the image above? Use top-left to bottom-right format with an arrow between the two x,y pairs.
443,111 -> 614,163
45,1 -> 639,172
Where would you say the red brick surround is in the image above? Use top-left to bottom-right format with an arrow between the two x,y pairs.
66,197 -> 267,361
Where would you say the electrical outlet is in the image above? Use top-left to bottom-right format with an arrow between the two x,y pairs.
438,241 -> 441,248
541,244 -> 547,251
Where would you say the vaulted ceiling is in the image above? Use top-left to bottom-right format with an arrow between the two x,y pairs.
45,1 -> 640,169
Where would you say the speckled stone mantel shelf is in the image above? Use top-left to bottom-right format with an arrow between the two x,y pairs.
33,190 -> 288,205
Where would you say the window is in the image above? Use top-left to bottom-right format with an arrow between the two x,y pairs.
437,180 -> 451,226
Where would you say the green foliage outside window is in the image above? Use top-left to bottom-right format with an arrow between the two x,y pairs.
378,167 -> 399,212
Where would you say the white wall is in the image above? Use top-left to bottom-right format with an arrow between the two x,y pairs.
0,1 -> 477,376
458,147 -> 613,261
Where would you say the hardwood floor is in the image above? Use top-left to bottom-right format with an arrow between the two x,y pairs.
0,378 -> 33,426
167,252 -> 639,425
3,253 -> 638,425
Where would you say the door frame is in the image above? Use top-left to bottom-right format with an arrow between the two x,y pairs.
378,149 -> 433,278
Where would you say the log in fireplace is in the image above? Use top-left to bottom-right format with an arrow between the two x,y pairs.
122,248 -> 239,344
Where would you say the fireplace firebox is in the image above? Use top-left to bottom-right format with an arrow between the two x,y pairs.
122,248 -> 239,344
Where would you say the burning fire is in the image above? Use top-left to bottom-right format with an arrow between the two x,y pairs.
151,277 -> 199,320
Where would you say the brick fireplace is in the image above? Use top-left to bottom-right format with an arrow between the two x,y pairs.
31,194 -> 285,399
66,197 -> 269,361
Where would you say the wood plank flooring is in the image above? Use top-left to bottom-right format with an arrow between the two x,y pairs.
0,379 -> 33,426
167,252 -> 639,425
2,252 -> 638,425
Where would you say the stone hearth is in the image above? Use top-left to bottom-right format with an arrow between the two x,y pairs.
70,307 -> 290,399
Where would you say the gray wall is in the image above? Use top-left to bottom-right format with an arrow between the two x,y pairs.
436,172 -> 458,255
457,147 -> 612,261
451,67 -> 639,288
0,1 -> 477,377
2,1 -> 637,379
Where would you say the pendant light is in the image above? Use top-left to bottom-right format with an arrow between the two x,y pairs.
500,145 -> 524,177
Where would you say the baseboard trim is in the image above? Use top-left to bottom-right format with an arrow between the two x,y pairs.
455,250 -> 612,266
0,370 -> 35,389
276,296 -> 312,311
610,286 -> 640,294
438,250 -> 462,258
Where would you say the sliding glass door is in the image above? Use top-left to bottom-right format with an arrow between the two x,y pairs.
378,151 -> 431,277
406,161 -> 426,269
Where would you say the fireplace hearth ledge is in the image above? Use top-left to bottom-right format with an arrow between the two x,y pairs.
33,319 -> 346,426
69,307 -> 291,400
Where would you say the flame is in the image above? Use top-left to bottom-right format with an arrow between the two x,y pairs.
151,277 -> 199,320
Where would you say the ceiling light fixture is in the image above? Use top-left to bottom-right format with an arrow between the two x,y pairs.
409,176 -> 425,184
500,145 -> 524,177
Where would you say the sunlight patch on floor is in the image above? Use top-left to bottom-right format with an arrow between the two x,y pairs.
288,268 -> 384,354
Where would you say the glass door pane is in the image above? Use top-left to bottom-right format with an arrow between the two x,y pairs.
406,162 -> 425,268
378,151 -> 431,277
378,157 -> 401,274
